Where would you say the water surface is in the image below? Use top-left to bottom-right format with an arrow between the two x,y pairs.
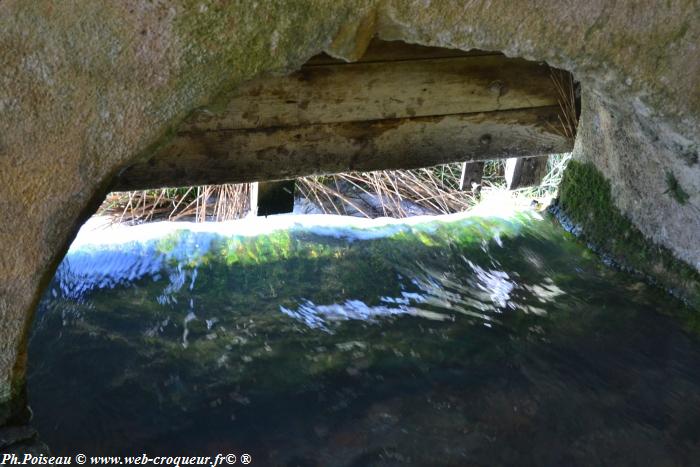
28,212 -> 700,466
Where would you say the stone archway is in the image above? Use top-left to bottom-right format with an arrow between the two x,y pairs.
1,0 -> 698,432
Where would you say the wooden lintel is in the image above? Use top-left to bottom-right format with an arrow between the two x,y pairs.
113,107 -> 571,191
112,40 -> 575,191
183,54 -> 559,132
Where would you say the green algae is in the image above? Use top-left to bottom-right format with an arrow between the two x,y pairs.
557,160 -> 700,310
28,212 -> 700,456
664,171 -> 690,204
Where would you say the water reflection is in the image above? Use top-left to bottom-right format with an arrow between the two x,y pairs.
28,212 -> 700,466
280,297 -> 450,330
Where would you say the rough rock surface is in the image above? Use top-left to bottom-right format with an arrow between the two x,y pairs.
0,425 -> 49,455
574,90 -> 699,271
1,0 -> 698,424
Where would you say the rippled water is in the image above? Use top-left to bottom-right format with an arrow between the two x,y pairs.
28,212 -> 700,466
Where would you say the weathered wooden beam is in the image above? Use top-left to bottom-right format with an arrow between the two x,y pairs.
114,107 -> 571,190
250,180 -> 296,216
459,162 -> 485,191
183,54 -> 559,132
505,155 -> 550,189
112,40 -> 574,191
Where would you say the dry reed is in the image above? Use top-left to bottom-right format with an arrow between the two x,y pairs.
100,184 -> 251,224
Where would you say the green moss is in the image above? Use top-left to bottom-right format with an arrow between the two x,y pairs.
679,145 -> 698,166
664,171 -> 690,204
558,160 -> 700,309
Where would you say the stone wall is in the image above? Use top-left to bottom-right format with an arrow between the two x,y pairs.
1,0 -> 698,424
556,90 -> 700,308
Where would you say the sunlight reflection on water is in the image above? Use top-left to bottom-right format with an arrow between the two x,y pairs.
28,211 -> 700,466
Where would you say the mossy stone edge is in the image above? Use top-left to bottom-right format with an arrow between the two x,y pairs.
552,160 -> 700,310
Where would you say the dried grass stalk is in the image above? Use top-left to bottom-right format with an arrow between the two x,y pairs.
99,184 -> 251,224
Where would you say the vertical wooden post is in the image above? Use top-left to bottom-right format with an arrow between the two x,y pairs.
250,180 -> 296,216
459,161 -> 485,191
505,155 -> 549,190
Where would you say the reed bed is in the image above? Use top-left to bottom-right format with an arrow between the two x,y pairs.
296,154 -> 571,218
100,184 -> 251,224
99,153 -> 571,223
296,165 -> 476,218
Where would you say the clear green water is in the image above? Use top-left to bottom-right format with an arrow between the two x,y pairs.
28,213 -> 700,466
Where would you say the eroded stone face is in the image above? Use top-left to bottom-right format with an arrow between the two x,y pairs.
574,90 -> 700,271
0,0 -> 698,423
